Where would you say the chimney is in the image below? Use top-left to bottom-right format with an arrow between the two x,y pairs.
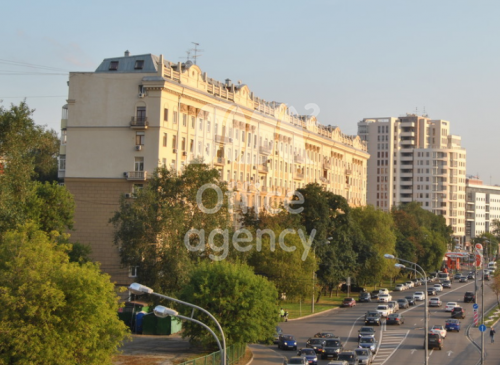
124,50 -> 130,57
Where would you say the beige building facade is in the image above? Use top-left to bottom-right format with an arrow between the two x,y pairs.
59,52 -> 369,284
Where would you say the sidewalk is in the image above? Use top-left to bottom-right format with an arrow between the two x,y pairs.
469,309 -> 500,365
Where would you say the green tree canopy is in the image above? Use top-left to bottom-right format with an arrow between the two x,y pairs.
178,261 -> 278,347
0,224 -> 129,365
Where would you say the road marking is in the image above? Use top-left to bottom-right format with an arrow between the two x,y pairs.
372,330 -> 409,365
447,351 -> 453,357
410,349 -> 417,354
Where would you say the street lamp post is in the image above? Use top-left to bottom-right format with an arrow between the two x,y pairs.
385,254 -> 428,365
129,283 -> 226,365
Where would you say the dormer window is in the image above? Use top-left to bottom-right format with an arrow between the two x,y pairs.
134,60 -> 144,70
109,61 -> 119,71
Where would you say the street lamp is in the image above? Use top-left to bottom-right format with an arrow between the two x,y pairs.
154,305 -> 223,363
385,254 -> 428,365
312,237 -> 332,313
129,283 -> 226,365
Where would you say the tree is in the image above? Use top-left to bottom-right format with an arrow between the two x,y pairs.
178,261 -> 278,347
0,224 -> 129,365
488,269 -> 500,307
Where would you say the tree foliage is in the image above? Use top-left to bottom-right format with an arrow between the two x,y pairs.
178,261 -> 278,347
0,224 -> 129,365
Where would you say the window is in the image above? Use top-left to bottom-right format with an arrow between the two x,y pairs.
173,111 -> 178,124
172,135 -> 177,149
136,106 -> 146,122
134,157 -> 144,172
182,114 -> 187,127
190,139 -> 194,152
207,121 -> 211,133
163,133 -> 168,147
136,132 -> 145,145
134,60 -> 144,70
109,61 -> 119,71
191,116 -> 195,128
162,158 -> 167,167
128,266 -> 138,277
59,155 -> 66,170
199,118 -> 203,131
181,137 -> 186,151
164,108 -> 169,121
61,130 -> 67,145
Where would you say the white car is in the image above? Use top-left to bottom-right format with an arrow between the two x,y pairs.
379,288 -> 389,295
376,304 -> 391,317
405,281 -> 414,288
413,292 -> 426,301
395,284 -> 406,291
430,325 -> 447,338
378,294 -> 392,303
445,302 -> 459,312
429,297 -> 442,307
433,284 -> 443,292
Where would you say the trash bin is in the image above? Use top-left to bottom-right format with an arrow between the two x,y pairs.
142,314 -> 182,335
118,301 -> 149,332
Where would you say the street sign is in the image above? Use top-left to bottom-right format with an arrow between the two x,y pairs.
479,324 -> 487,332
473,303 -> 479,310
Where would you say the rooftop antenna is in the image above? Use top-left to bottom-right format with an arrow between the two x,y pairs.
415,107 -> 419,115
190,42 -> 204,65
423,106 -> 427,117
180,50 -> 191,63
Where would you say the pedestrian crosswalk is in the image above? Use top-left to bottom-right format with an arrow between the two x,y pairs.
372,330 -> 409,365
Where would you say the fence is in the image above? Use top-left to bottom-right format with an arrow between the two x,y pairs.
177,343 -> 247,365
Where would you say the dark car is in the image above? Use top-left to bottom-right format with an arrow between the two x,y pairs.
370,290 -> 380,300
451,307 -> 466,319
427,333 -> 444,350
427,289 -> 437,296
297,348 -> 318,365
484,273 -> 490,281
337,351 -> 359,365
386,313 -> 405,325
454,273 -> 462,280
306,338 -> 325,354
358,336 -> 377,353
468,273 -> 475,280
341,297 -> 356,307
321,339 -> 343,360
288,356 -> 308,365
273,326 -> 283,344
278,334 -> 297,350
464,291 -> 476,303
341,284 -> 366,293
314,332 -> 336,338
358,326 -> 376,340
364,311 -> 382,326
445,319 -> 461,332
359,292 -> 371,303
397,298 -> 409,309
405,296 -> 416,306
442,280 -> 452,289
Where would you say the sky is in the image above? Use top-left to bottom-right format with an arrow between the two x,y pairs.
2,0 -> 499,184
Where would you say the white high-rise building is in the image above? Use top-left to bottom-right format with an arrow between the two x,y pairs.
357,114 -> 467,241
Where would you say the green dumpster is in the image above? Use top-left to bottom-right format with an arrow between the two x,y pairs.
142,314 -> 182,335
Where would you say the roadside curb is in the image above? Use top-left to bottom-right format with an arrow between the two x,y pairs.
243,345 -> 255,365
285,307 -> 340,322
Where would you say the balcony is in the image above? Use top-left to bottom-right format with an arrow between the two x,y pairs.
294,155 -> 304,164
214,157 -> 225,166
323,161 -> 331,169
400,155 -> 413,161
126,171 -> 147,181
345,169 -> 352,175
400,139 -> 414,146
319,176 -> 328,184
400,131 -> 415,137
259,146 -> 273,155
294,173 -> 304,180
130,117 -> 149,129
215,135 -> 231,144
258,164 -> 269,173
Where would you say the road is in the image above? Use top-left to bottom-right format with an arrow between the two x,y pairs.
265,277 -> 497,365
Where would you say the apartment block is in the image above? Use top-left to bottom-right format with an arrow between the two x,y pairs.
59,51 -> 369,284
357,114 -> 467,242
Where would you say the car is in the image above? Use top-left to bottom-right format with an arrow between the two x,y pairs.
459,276 -> 468,283
430,325 -> 447,338
278,334 -> 298,350
359,292 -> 371,303
412,278 -> 422,286
427,288 -> 437,296
394,284 -> 406,291
314,332 -> 336,338
405,281 -> 414,289
378,294 -> 392,303
451,307 -> 466,319
325,362 -> 348,365
288,356 -> 308,365
483,273 -> 490,281
297,348 -> 318,365
433,284 -> 443,292
376,304 -> 390,317
336,351 -> 359,365
321,339 -> 343,360
354,348 -> 373,365
454,273 -> 462,280
445,319 -> 461,332
340,284 -> 366,293
370,291 -> 380,300
467,273 -> 475,280
427,332 -> 444,350
405,296 -> 416,306
358,336 -> 377,354
464,291 -> 476,303
429,297 -> 442,307
445,302 -> 459,312
358,326 -> 376,340
397,298 -> 409,309
306,338 -> 325,354
387,301 -> 398,313
442,280 -> 452,289
378,288 -> 389,295
386,313 -> 405,325
413,292 -> 426,301
341,297 -> 356,307
364,311 -> 382,326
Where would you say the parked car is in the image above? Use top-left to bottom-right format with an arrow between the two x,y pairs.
483,273 -> 490,281
306,338 -> 325,354
397,298 -> 409,309
354,348 -> 373,365
297,348 -> 318,365
451,307 -> 466,319
445,319 -> 461,332
288,356 -> 308,365
442,280 -> 452,289
341,298 -> 356,307
445,302 -> 459,312
358,326 -> 376,340
358,336 -> 377,354
464,291 -> 476,303
386,313 -> 405,325
364,311 -> 382,326
430,325 -> 447,338
359,292 -> 371,303
321,339 -> 343,360
427,333 -> 444,350
413,292 -> 426,301
278,334 -> 298,350
429,297 -> 442,307
336,351 -> 359,365
405,296 -> 416,306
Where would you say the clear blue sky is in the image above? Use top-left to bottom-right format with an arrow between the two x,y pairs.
2,0 -> 499,184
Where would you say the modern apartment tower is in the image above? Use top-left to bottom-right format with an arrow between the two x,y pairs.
59,51 -> 369,284
357,114 -> 467,242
